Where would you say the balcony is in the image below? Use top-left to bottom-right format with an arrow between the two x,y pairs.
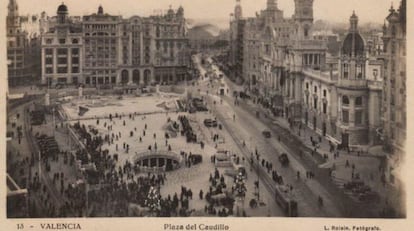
367,80 -> 382,90
337,79 -> 368,89
302,67 -> 336,82
293,40 -> 326,50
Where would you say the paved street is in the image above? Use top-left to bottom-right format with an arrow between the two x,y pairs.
190,53 -> 402,217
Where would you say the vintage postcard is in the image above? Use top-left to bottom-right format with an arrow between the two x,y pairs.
1,0 -> 411,230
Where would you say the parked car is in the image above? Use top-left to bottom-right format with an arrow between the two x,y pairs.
358,191 -> 380,203
262,130 -> 271,138
278,153 -> 289,166
204,119 -> 218,127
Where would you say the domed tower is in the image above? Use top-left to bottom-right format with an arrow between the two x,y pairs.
97,5 -> 104,15
336,11 -> 369,146
57,2 -> 68,24
294,0 -> 314,39
7,0 -> 20,35
267,0 -> 277,10
340,11 -> 366,78
234,0 -> 242,20
177,6 -> 184,18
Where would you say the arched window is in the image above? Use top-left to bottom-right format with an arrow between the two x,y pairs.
391,25 -> 396,37
355,97 -> 363,106
343,64 -> 349,79
342,96 -> 350,105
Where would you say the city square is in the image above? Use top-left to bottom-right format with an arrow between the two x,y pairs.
5,0 -> 406,221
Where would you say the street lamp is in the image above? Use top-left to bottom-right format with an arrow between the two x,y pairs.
145,186 -> 161,217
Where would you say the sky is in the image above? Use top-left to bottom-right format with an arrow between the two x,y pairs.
5,0 -> 397,27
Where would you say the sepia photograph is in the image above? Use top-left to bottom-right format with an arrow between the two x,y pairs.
1,0 -> 410,230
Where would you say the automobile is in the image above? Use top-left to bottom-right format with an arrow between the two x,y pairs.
278,153 -> 289,166
204,119 -> 218,127
358,191 -> 380,203
262,130 -> 271,138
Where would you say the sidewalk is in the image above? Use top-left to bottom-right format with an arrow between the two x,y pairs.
239,95 -> 404,217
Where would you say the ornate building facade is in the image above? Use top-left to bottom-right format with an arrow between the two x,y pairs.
233,0 -> 384,146
41,3 -> 190,86
229,0 -> 245,84
6,0 -> 30,86
381,0 -> 406,155
41,4 -> 83,85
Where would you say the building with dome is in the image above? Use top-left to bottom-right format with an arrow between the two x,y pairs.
41,3 -> 83,85
300,12 -> 383,147
6,0 -> 31,86
229,0 -> 245,83
381,0 -> 406,160
232,0 -> 385,147
40,3 -> 190,86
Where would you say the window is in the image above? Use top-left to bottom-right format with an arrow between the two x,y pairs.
45,57 -> 53,65
57,67 -> 68,73
72,66 -> 79,73
72,48 -> 79,55
306,83 -> 309,89
355,97 -> 363,106
323,103 -> 327,114
46,39 -> 53,44
72,39 -> 79,44
391,26 -> 396,37
314,98 -> 317,109
304,28 -> 309,37
342,96 -> 349,105
59,39 -> 66,44
314,86 -> 317,93
343,64 -> 349,79
355,110 -> 363,125
45,48 -> 53,55
72,57 -> 79,64
57,48 -> 67,55
323,90 -> 327,97
58,57 -> 67,65
391,111 -> 395,122
391,41 -> 396,54
356,64 -> 363,79
46,67 -> 53,74
342,110 -> 349,124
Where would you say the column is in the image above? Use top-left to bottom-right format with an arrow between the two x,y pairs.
350,96 -> 355,126
41,48 -> 46,84
53,48 -> 57,84
68,48 -> 72,84
310,54 -> 314,66
129,69 -> 133,83
139,69 -> 144,85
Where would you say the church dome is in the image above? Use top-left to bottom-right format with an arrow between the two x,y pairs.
57,3 -> 68,14
341,11 -> 365,56
341,32 -> 365,56
98,5 -> 104,15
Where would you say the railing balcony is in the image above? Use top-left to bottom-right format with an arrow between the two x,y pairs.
293,40 -> 327,50
337,79 -> 368,89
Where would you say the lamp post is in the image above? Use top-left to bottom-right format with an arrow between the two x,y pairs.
145,186 -> 161,217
